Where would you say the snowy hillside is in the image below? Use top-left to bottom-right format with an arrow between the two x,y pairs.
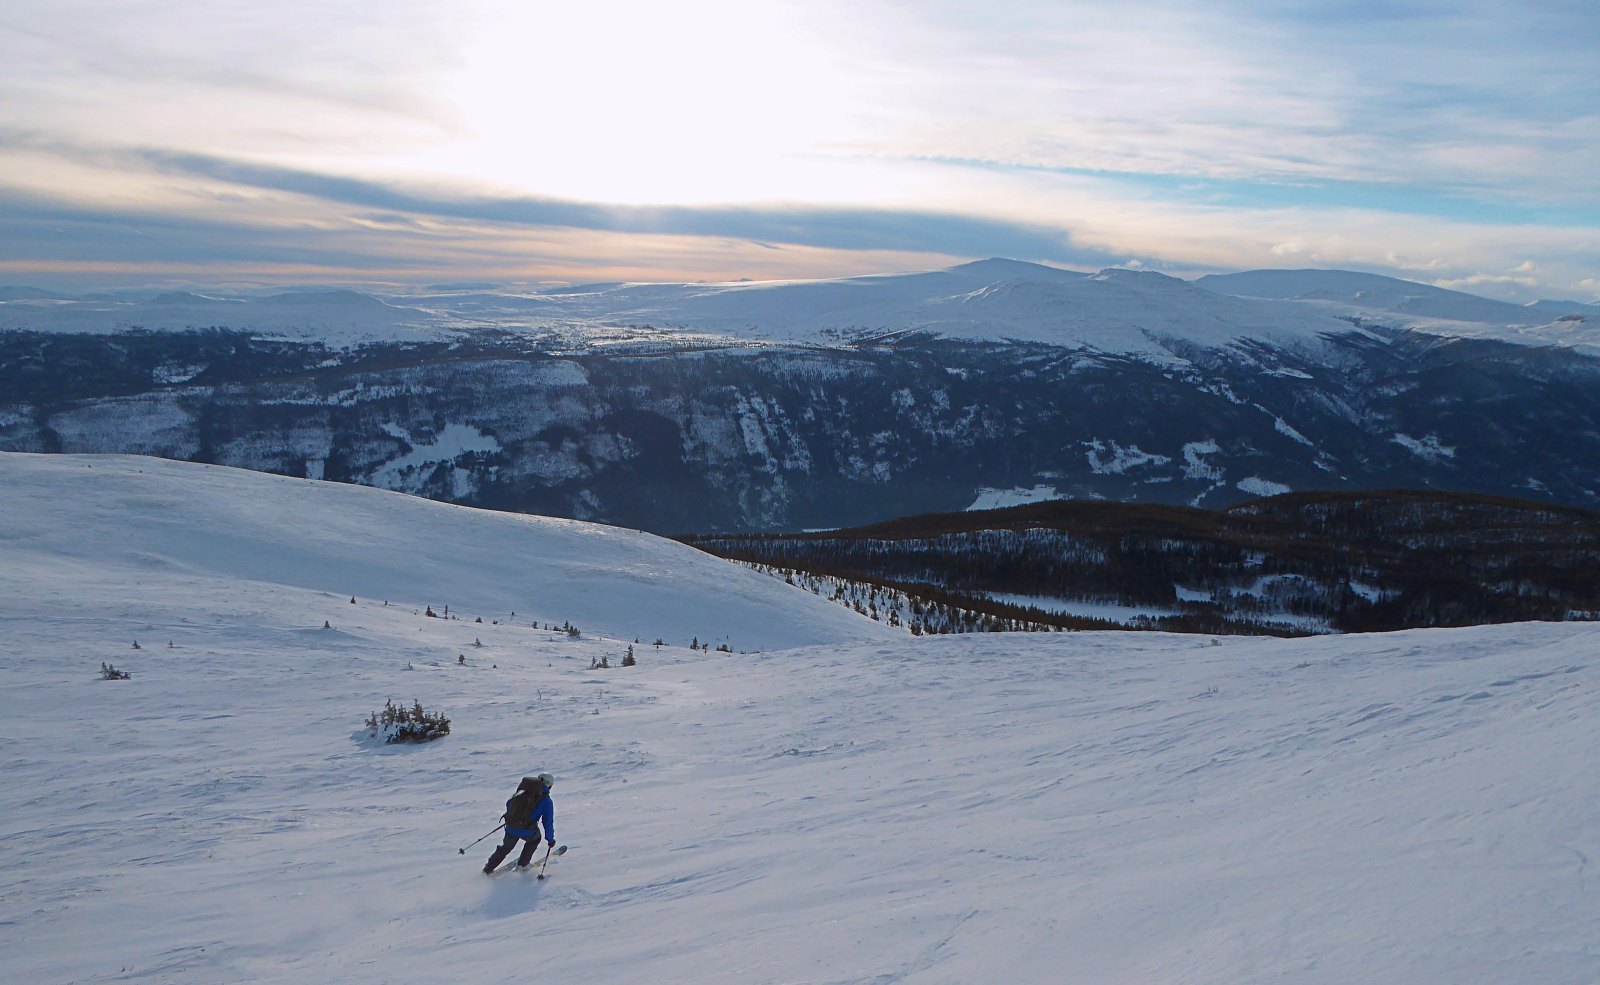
0,289 -> 451,344
5,260 -> 1592,356
4,451 -> 1599,983
1197,268 -> 1598,352
512,259 -> 1370,356
1526,298 -> 1600,319
0,258 -> 1489,355
0,454 -> 890,650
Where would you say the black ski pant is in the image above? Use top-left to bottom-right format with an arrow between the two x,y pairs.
485,832 -> 541,871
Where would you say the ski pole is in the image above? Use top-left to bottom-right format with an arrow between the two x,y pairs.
536,842 -> 554,880
458,822 -> 505,854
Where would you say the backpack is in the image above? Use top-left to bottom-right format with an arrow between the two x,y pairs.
505,782 -> 546,830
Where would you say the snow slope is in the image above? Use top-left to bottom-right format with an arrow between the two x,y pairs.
6,259 -> 1590,355
4,453 -> 1599,984
0,259 -> 1369,356
1197,268 -> 1598,352
406,259 -> 1368,356
0,454 -> 891,650
599,261 -> 1368,354
1526,298 -> 1600,319
0,290 -> 449,344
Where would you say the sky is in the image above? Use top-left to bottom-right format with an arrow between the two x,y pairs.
1,0 -> 1598,301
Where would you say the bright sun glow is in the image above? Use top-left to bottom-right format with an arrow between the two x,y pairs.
401,1 -> 874,205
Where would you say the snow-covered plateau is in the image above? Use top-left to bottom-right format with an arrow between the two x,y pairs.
3,259 -> 1593,353
3,453 -> 1597,984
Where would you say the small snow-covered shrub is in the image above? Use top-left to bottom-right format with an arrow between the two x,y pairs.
100,661 -> 131,680
363,699 -> 451,744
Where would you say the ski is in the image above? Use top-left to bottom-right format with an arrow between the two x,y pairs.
486,845 -> 566,876
537,844 -> 568,880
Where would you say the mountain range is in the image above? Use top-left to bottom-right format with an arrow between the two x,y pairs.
2,260 -> 1597,531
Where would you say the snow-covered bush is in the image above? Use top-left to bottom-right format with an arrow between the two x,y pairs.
363,699 -> 451,744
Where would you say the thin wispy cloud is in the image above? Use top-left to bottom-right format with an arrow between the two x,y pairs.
852,1 -> 1600,200
0,137 -> 1113,263
0,0 -> 1595,299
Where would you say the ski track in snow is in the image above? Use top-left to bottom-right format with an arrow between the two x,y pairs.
3,453 -> 1599,984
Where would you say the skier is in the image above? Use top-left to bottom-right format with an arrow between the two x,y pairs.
484,773 -> 556,874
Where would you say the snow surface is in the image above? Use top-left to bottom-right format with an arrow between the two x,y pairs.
1236,475 -> 1293,497
1195,269 -> 1539,324
984,592 -> 1179,623
4,453 -> 1600,984
1392,432 -> 1457,462
1196,268 -> 1600,354
5,259 -> 1589,356
553,262 -> 1369,357
0,290 -> 448,344
967,484 -> 1060,510
0,454 -> 889,651
370,422 -> 503,499
1086,439 -> 1171,475
0,259 -> 1373,357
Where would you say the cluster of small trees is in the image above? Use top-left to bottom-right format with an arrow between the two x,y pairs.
740,562 -> 1065,636
535,621 -> 583,637
591,645 -> 638,670
377,589 -> 702,668
364,699 -> 451,744
684,636 -> 739,652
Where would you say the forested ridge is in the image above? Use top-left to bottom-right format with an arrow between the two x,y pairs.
685,490 -> 1600,636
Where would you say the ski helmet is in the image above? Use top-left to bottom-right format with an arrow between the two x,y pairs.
538,772 -> 554,788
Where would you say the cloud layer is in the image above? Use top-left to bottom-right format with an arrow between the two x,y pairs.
1,0 -> 1596,299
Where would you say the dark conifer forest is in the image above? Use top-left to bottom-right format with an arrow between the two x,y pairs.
684,491 -> 1600,636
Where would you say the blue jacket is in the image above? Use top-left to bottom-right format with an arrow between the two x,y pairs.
506,792 -> 554,841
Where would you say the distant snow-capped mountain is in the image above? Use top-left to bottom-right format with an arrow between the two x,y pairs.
3,259 -> 1599,531
0,288 -> 443,341
1193,268 -> 1536,322
562,261 -> 1375,356
1524,297 -> 1600,319
1195,267 -> 1597,351
3,258 -> 1591,353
